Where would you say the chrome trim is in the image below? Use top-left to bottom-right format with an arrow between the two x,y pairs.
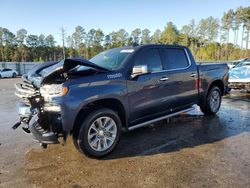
128,107 -> 194,131
190,73 -> 197,77
15,83 -> 36,94
160,77 -> 169,81
184,48 -> 192,68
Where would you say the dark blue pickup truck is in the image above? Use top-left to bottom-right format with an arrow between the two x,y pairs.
14,44 -> 229,158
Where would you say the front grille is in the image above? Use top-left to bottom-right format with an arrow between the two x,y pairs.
15,82 -> 38,98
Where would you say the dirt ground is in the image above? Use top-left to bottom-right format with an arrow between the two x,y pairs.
0,78 -> 249,188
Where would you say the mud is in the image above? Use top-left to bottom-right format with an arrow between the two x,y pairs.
0,78 -> 249,187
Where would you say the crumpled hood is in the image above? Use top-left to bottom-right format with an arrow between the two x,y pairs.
24,58 -> 108,88
229,66 -> 250,80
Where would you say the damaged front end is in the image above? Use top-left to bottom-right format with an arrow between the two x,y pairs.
13,75 -> 65,148
13,58 -> 107,148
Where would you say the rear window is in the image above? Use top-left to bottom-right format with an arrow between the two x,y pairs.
162,48 -> 189,70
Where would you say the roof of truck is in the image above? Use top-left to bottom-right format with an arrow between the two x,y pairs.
116,44 -> 187,51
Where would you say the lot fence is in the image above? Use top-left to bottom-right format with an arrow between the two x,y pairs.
0,62 -> 41,75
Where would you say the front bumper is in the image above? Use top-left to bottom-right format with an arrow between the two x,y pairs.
15,102 -> 61,144
28,114 -> 59,144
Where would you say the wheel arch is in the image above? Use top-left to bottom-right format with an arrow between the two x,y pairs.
71,98 -> 127,138
199,79 -> 224,107
207,79 -> 224,96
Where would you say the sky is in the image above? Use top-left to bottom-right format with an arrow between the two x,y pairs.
0,0 -> 249,45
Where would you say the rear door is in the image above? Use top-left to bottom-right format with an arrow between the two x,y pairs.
160,47 -> 198,108
127,48 -> 176,124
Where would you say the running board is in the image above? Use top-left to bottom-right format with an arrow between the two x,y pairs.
128,107 -> 195,131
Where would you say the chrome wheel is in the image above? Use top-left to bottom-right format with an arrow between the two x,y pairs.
87,116 -> 117,152
210,89 -> 220,113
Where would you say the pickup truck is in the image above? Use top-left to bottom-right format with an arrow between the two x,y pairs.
14,44 -> 229,158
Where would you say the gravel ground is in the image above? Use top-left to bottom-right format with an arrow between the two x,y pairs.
0,78 -> 249,188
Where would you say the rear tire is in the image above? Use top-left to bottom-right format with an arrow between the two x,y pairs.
12,73 -> 16,78
199,86 -> 222,115
74,108 -> 122,158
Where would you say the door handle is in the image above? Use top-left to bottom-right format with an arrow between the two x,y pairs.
190,73 -> 197,77
160,77 -> 169,81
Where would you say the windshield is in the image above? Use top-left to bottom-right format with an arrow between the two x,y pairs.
78,48 -> 134,71
235,60 -> 250,67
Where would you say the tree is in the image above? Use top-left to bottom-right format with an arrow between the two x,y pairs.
104,35 -> 111,49
26,35 -> 39,48
92,29 -> 104,56
131,28 -> 141,45
66,36 -> 74,48
240,7 -> 250,50
37,34 -> 47,61
45,35 -> 56,61
178,33 -> 190,46
141,29 -> 151,44
197,17 -> 219,44
234,7 -> 242,46
181,19 -> 196,38
0,27 -> 4,61
59,27 -> 66,59
0,6 -> 250,62
197,19 -> 208,42
1,29 -> 16,61
38,34 -> 45,46
110,29 -> 128,47
16,29 -> 27,45
45,34 -> 56,47
151,29 -> 161,43
93,29 -> 104,46
72,26 -> 85,51
160,22 -> 179,44
181,19 -> 197,52
86,29 -> 97,57
206,16 -> 219,42
221,10 -> 234,44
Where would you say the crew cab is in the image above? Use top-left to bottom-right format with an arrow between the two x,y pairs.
14,44 -> 229,158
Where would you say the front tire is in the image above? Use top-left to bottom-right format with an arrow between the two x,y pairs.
74,108 -> 122,158
199,86 -> 222,115
12,73 -> 16,78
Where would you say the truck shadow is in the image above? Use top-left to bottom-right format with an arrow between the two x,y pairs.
104,110 -> 250,160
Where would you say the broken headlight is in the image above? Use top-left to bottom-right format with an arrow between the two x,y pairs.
40,84 -> 68,96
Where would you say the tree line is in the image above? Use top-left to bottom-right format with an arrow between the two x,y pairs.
0,6 -> 249,62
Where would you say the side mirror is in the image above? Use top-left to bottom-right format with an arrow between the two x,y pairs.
131,65 -> 149,78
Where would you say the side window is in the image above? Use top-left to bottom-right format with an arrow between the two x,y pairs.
162,48 -> 189,70
134,49 -> 163,73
